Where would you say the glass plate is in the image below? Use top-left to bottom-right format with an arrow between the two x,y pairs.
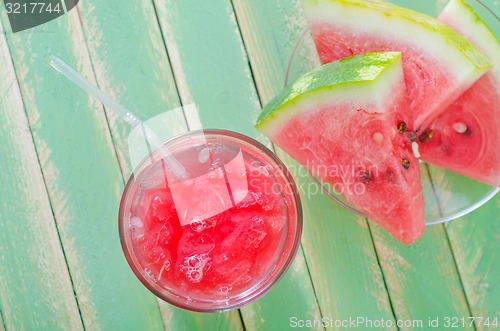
285,0 -> 499,225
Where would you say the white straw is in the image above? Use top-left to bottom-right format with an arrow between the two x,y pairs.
48,55 -> 188,180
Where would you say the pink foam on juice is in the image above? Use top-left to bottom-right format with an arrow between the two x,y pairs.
127,141 -> 288,300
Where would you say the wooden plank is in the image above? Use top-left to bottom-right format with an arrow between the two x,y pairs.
0,19 -> 82,330
158,306 -> 243,331
0,8 -> 165,330
152,0 -> 262,138
153,0 -> 324,328
76,0 -> 243,329
242,247 -> 323,330
446,195 -> 500,330
369,222 -> 474,329
427,166 -> 500,330
231,0 -> 397,327
76,0 -> 186,178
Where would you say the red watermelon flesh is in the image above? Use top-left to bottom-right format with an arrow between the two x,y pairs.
418,0 -> 500,187
302,0 -> 492,130
275,104 -> 425,243
257,52 -> 425,244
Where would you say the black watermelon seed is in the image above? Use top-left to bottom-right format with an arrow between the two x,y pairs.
418,130 -> 434,143
397,121 -> 407,134
402,158 -> 410,169
407,130 -> 417,142
361,171 -> 372,182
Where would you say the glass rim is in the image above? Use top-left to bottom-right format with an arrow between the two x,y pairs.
118,128 -> 303,312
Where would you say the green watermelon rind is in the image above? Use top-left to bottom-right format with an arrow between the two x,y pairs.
256,52 -> 402,132
302,0 -> 492,72
442,0 -> 500,72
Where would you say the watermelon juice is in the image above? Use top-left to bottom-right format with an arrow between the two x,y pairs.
119,130 -> 302,312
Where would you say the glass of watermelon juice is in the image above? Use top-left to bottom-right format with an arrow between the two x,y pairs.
118,129 -> 302,312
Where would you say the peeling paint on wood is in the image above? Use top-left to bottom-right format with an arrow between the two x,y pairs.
77,0 -> 186,178
430,167 -> 500,330
0,16 -> 83,331
0,0 -> 498,329
0,6 -> 165,330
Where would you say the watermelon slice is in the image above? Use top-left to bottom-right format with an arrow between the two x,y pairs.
418,0 -> 500,187
256,52 -> 425,244
302,0 -> 492,129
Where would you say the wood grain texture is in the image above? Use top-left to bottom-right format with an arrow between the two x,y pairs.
0,8 -> 165,330
368,168 -> 473,329
231,0 -> 397,327
0,0 -> 496,329
296,186 -> 397,328
446,196 -> 499,331
158,306 -> 243,331
242,247 -> 323,330
153,0 -> 323,328
77,0 -> 186,178
0,19 -> 82,331
427,166 -> 500,330
152,0 -> 263,138
369,221 -> 474,330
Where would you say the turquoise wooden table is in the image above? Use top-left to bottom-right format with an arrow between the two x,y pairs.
0,0 -> 499,330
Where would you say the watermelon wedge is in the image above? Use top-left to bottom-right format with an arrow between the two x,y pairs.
256,52 -> 425,244
302,0 -> 492,129
418,0 -> 500,187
